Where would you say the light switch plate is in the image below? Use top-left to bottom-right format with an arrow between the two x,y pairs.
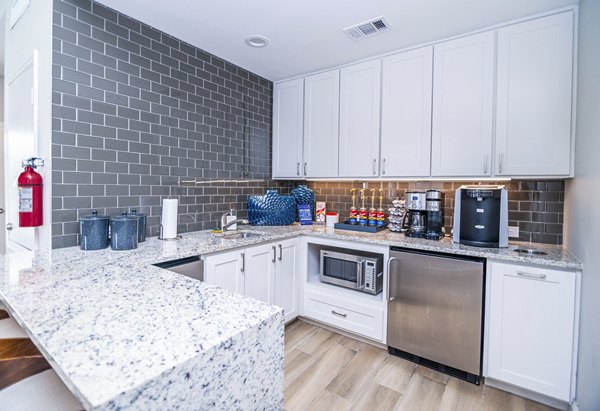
508,226 -> 520,238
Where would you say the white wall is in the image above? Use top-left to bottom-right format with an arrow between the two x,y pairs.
3,0 -> 52,255
0,76 -> 4,254
564,0 -> 600,410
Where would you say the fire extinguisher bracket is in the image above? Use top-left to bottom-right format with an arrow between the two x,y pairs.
21,157 -> 45,169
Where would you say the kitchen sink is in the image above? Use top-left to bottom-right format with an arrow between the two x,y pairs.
513,248 -> 548,256
221,231 -> 262,240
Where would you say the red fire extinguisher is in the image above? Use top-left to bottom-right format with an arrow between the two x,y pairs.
18,157 -> 44,227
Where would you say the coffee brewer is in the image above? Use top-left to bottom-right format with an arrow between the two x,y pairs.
425,190 -> 444,240
404,190 -> 444,240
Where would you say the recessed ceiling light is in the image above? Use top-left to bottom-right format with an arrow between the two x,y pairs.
245,35 -> 269,48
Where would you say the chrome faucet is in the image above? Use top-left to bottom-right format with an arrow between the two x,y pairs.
220,210 -> 249,231
222,218 -> 249,231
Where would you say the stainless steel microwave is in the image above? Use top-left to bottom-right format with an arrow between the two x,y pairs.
319,250 -> 383,295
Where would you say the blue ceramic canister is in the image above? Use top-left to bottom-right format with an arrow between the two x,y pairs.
130,208 -> 147,243
110,212 -> 138,251
79,210 -> 109,251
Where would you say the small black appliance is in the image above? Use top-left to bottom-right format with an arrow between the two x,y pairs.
453,185 -> 508,248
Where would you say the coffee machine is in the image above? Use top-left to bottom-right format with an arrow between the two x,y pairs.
425,190 -> 444,240
453,185 -> 508,248
404,190 -> 443,240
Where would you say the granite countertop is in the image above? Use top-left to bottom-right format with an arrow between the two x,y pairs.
142,224 -> 578,270
45,224 -> 581,271
0,224 -> 580,409
0,244 -> 284,410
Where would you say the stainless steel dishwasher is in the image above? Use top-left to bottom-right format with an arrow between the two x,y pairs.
387,247 -> 485,384
153,256 -> 204,281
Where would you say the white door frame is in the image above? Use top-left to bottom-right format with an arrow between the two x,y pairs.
4,50 -> 39,252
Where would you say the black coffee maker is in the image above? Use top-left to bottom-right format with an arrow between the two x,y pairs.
404,191 -> 427,238
425,190 -> 443,240
404,190 -> 443,240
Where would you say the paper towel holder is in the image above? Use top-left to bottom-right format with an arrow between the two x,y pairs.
158,224 -> 182,241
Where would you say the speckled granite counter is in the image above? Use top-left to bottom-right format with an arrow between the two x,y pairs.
136,224 -> 578,270
0,224 -> 580,410
0,247 -> 284,410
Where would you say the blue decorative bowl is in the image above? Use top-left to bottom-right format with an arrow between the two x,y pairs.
248,190 -> 296,226
291,185 -> 315,220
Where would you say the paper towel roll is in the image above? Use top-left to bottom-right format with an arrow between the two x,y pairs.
161,199 -> 178,239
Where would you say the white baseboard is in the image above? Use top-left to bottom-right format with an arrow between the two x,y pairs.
485,378 -> 571,410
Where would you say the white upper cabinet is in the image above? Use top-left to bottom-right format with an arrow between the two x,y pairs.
381,46 -> 433,177
271,10 -> 577,180
273,78 -> 304,179
431,31 -> 495,177
339,60 -> 382,177
495,12 -> 574,176
303,70 -> 340,178
487,261 -> 577,401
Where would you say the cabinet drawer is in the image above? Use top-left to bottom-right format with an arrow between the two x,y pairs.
303,287 -> 384,341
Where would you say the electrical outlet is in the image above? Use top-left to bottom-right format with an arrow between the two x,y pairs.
508,226 -> 520,238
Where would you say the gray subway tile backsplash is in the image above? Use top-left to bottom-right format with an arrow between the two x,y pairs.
52,0 -> 276,248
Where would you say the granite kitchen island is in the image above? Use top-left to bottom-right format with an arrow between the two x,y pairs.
0,246 -> 284,410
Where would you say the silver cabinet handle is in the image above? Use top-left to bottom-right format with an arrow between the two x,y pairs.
6,223 -> 13,231
303,162 -> 307,176
483,155 -> 488,174
296,162 -> 300,176
386,256 -> 399,302
372,159 -> 377,175
517,270 -> 547,280
272,245 -> 276,263
499,154 -> 504,174
382,158 -> 386,175
0,208 -> 4,214
241,253 -> 245,273
278,244 -> 282,261
331,310 -> 347,318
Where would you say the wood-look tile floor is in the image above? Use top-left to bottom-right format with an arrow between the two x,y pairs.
284,320 -> 558,411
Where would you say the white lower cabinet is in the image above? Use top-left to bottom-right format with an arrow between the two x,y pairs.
244,243 -> 277,304
203,239 -> 299,322
274,239 -> 299,323
203,249 -> 245,295
303,284 -> 384,342
486,261 -> 577,402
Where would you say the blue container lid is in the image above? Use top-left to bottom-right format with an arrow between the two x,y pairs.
110,212 -> 137,222
130,208 -> 146,218
80,210 -> 108,221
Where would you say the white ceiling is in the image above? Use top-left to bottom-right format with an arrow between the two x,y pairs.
97,0 -> 578,81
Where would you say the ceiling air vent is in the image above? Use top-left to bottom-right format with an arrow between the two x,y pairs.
343,17 -> 391,40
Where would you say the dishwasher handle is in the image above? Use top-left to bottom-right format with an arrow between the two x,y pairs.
386,256 -> 399,302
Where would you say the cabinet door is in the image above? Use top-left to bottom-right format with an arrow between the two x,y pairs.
381,47 -> 433,177
244,243 -> 276,305
431,31 -> 495,176
273,78 -> 304,179
339,60 -> 381,177
303,70 -> 340,178
274,239 -> 298,323
495,12 -> 573,176
487,262 -> 576,401
203,251 -> 244,295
